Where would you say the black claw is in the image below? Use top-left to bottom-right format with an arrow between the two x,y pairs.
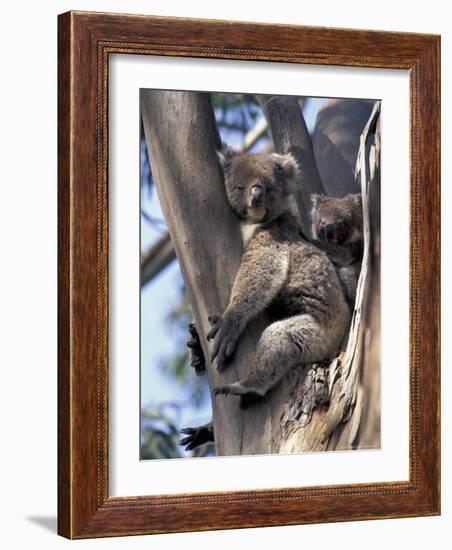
186,322 -> 206,376
213,385 -> 230,396
179,423 -> 214,451
207,315 -> 222,341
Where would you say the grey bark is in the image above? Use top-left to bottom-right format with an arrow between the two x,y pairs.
278,102 -> 381,453
141,90 -> 276,455
312,99 -> 375,197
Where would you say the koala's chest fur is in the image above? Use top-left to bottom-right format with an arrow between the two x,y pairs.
240,223 -> 261,246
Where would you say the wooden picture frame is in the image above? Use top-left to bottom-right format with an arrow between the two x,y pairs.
58,10 -> 440,539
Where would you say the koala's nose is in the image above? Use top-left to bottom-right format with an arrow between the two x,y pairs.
250,185 -> 264,206
325,224 -> 336,240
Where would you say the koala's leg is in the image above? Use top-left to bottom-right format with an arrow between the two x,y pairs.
214,314 -> 335,408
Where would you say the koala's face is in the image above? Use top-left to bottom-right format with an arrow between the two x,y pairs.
219,149 -> 299,223
311,194 -> 362,244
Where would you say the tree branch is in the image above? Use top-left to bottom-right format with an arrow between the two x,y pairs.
140,232 -> 176,286
256,95 -> 324,235
241,117 -> 268,152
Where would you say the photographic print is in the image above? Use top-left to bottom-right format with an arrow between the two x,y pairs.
140,91 -> 381,460
58,12 -> 440,537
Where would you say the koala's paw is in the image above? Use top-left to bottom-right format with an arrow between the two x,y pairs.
213,383 -> 236,396
179,424 -> 214,451
186,323 -> 206,376
207,315 -> 237,372
206,314 -> 222,341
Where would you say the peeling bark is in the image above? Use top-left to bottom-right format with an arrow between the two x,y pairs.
277,102 -> 381,453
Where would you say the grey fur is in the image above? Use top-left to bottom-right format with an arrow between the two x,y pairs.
310,193 -> 363,305
209,148 -> 351,407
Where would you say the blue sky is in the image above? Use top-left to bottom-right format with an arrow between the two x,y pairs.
140,193 -> 213,432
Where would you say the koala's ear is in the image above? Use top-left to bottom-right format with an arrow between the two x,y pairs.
217,144 -> 237,170
347,193 -> 363,225
271,153 -> 299,184
310,193 -> 325,209
347,193 -> 362,210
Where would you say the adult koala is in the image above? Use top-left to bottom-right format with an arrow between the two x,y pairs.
208,146 -> 351,408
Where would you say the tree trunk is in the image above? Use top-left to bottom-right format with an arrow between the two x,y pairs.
311,99 -> 375,197
141,91 -> 380,456
142,90 -> 273,455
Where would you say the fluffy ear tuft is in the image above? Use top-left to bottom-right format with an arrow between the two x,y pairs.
310,193 -> 325,209
217,144 -> 237,169
347,193 -> 362,210
271,153 -> 299,184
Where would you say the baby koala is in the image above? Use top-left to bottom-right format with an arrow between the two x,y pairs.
310,193 -> 363,305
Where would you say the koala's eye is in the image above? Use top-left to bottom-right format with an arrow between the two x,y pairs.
320,220 -> 326,227
234,185 -> 244,191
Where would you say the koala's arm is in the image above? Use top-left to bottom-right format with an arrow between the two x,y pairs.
312,239 -> 363,267
208,233 -> 290,371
